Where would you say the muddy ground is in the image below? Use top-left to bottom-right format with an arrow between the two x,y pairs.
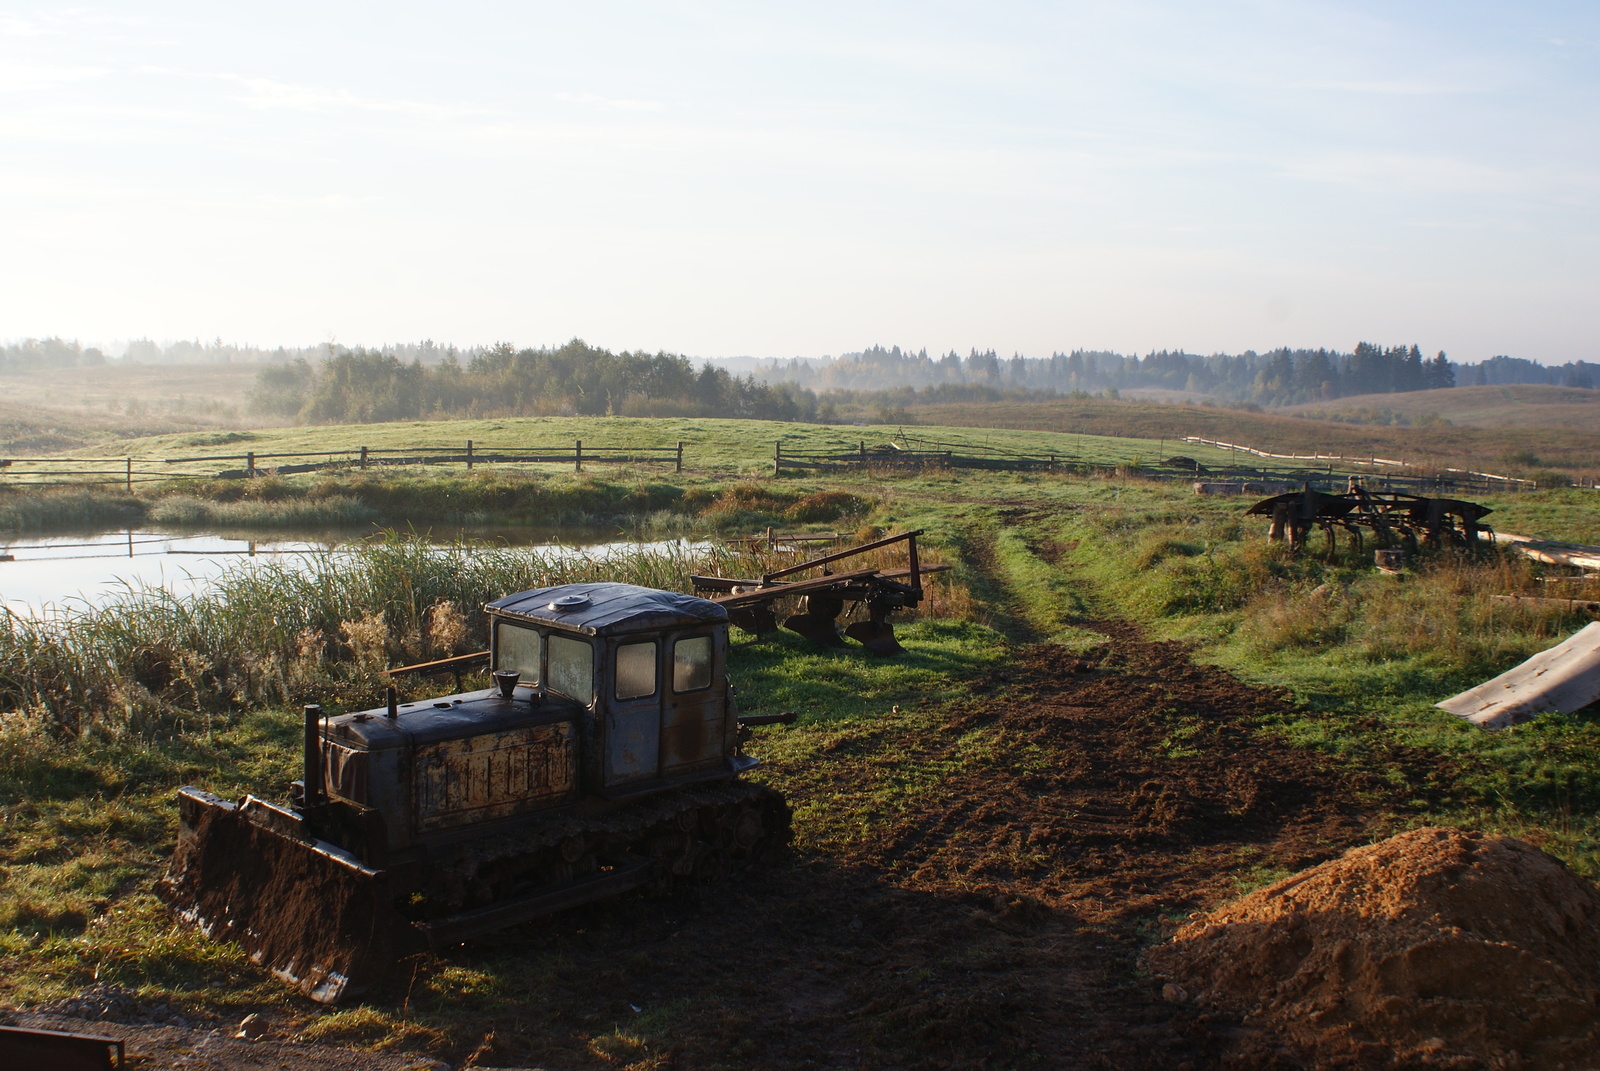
15,629 -> 1433,1070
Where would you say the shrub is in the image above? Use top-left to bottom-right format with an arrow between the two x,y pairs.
785,491 -> 866,524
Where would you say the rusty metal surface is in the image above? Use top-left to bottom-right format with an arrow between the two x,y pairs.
0,1025 -> 124,1070
415,722 -> 577,832
1248,487 -> 1492,553
691,532 -> 928,655
162,581 -> 790,1006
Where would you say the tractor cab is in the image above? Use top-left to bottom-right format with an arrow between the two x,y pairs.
485,582 -> 750,795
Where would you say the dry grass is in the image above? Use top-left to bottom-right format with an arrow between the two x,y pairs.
911,397 -> 1600,481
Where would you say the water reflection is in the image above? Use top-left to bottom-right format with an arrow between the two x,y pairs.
0,526 -> 704,616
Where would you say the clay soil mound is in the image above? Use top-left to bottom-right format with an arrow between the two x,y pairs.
1144,826 -> 1600,1070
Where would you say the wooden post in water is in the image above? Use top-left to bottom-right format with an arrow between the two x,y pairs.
575,440 -> 583,472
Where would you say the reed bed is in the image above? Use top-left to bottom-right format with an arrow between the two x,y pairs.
148,494 -> 378,528
0,535 -> 786,741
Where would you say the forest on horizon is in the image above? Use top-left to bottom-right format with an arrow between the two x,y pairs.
4,335 -> 1597,426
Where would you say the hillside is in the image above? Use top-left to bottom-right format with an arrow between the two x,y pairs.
908,398 -> 1600,480
1283,383 -> 1600,430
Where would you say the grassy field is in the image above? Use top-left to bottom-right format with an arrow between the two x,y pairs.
88,415 -> 1247,474
2,414 -> 1599,1063
0,365 -> 260,454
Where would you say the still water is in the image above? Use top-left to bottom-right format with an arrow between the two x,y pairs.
0,526 -> 704,616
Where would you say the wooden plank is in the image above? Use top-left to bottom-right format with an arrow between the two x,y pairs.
1437,621 -> 1600,729
1489,595 -> 1600,613
1494,532 -> 1600,572
0,1025 -> 124,1070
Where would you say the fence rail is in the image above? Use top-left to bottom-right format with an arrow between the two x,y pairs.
773,436 -> 1062,474
1180,436 -> 1537,489
0,439 -> 685,489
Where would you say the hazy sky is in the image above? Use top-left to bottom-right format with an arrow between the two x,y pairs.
2,2 -> 1596,362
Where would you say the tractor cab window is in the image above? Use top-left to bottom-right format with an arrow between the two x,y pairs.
615,641 -> 658,700
494,621 -> 541,685
546,634 -> 594,706
672,635 -> 713,693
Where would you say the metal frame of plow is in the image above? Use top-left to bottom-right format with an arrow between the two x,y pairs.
1436,621 -> 1600,729
1246,486 -> 1492,556
691,530 -> 946,656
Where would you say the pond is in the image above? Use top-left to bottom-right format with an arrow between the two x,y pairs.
0,525 -> 707,616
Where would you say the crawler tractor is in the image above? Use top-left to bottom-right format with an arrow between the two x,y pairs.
157,583 -> 792,1003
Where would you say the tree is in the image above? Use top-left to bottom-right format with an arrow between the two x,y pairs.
1426,351 -> 1455,389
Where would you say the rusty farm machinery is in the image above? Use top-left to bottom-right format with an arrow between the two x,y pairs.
155,533 -> 939,1002
1247,482 -> 1493,556
691,529 -> 946,656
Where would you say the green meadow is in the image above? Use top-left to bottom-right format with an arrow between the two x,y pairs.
1,413 -> 1597,1057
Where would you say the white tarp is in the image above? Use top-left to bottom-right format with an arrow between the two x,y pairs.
1437,621 -> 1600,729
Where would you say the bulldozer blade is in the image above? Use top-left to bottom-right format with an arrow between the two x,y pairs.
845,619 -> 904,656
156,788 -> 407,1005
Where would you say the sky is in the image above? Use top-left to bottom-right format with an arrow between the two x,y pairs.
1,1 -> 1596,363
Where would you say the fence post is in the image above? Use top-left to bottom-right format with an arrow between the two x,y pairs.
774,441 -> 782,475
676,441 -> 683,474
247,451 -> 255,478
360,446 -> 368,469
126,457 -> 132,494
859,440 -> 866,463
466,439 -> 474,471
575,440 -> 582,472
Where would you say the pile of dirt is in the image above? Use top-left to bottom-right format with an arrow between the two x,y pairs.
1144,826 -> 1600,1070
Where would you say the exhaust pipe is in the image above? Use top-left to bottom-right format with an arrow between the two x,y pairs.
303,704 -> 325,808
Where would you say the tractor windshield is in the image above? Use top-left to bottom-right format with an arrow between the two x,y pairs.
546,633 -> 594,705
494,621 -> 542,685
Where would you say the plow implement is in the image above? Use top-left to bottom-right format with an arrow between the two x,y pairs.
693,530 -> 947,656
1246,485 -> 1492,555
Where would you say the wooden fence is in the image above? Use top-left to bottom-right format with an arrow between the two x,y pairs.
0,440 -> 684,490
774,436 -> 1062,474
772,433 -> 1540,495
1181,436 -> 1539,491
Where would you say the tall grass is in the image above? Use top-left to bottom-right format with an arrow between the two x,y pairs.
1,472 -> 874,536
0,488 -> 144,531
148,494 -> 378,528
0,536 -> 786,740
0,528 -> 951,742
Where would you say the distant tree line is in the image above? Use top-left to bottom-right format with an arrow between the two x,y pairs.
248,339 -> 820,424
11,333 -> 1599,413
0,337 -> 110,371
749,344 -> 1600,406
0,336 -> 472,371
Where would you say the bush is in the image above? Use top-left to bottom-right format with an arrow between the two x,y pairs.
785,491 -> 866,524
